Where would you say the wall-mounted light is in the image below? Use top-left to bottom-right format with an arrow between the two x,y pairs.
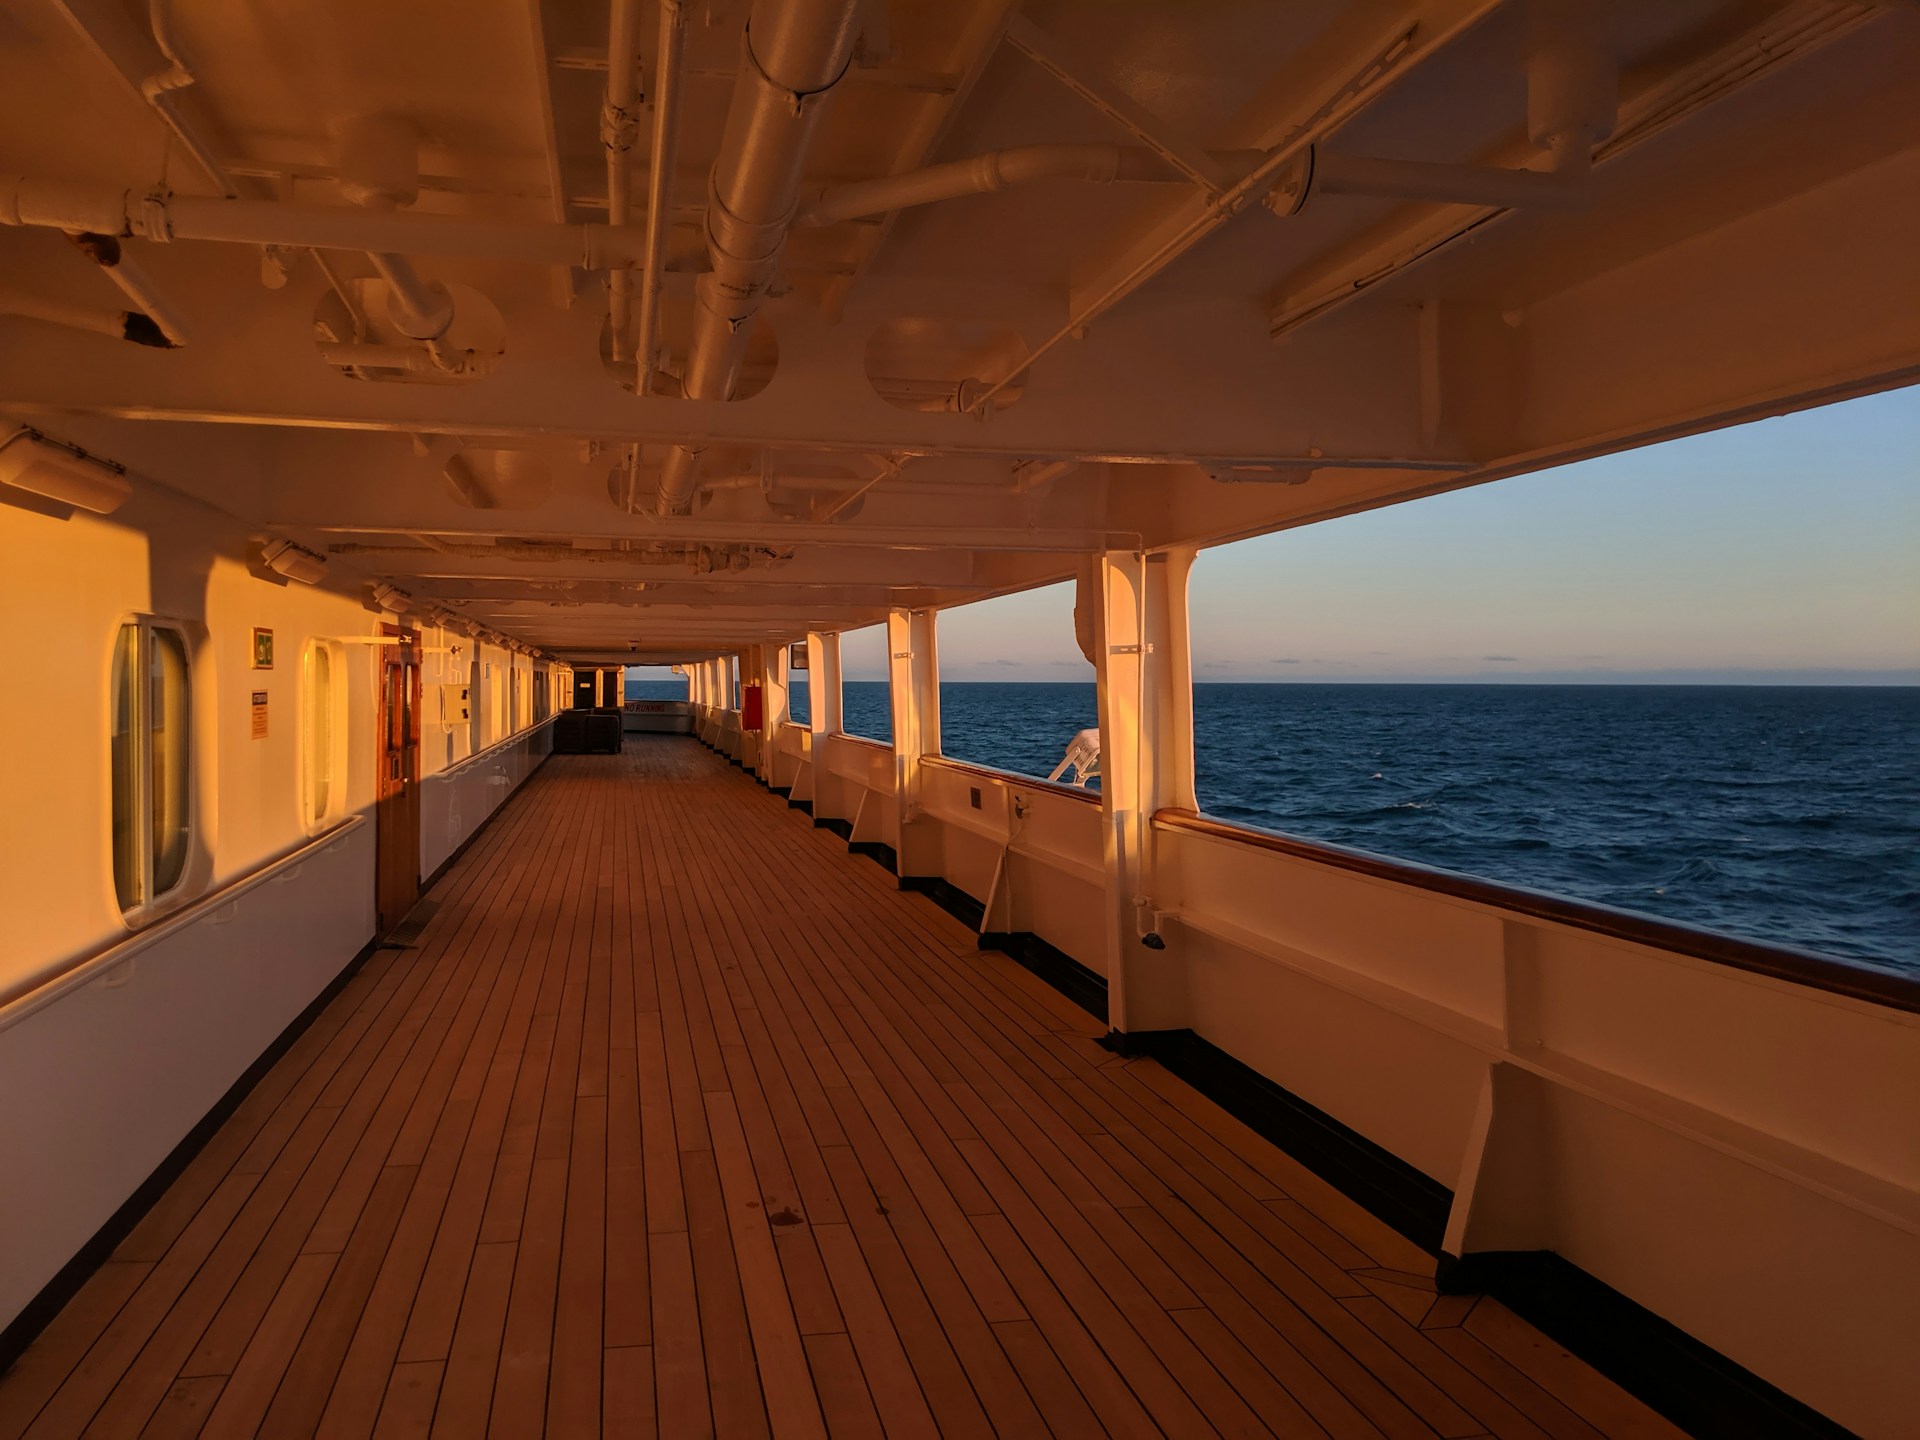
261,537 -> 329,585
370,581 -> 414,612
0,426 -> 132,514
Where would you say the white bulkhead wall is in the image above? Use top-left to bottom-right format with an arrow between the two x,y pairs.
0,473 -> 561,1339
0,483 -> 380,973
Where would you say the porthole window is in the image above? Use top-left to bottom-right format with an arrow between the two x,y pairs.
301,639 -> 347,831
110,618 -> 192,915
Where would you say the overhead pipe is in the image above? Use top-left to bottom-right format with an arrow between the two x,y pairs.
603,0 -> 647,364
634,0 -> 689,396
1268,141 -> 1591,216
141,0 -> 239,197
336,116 -> 464,371
0,284 -> 174,347
139,0 -> 362,332
795,144 -> 1265,226
60,231 -> 190,345
1267,0 -> 1611,219
0,176 -> 646,269
655,0 -> 865,516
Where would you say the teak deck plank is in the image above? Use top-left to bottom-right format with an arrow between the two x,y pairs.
0,741 -> 1684,1439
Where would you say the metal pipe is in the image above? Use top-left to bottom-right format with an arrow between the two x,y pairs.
0,176 -> 647,268
63,232 -> 190,345
796,144 -> 1263,226
656,0 -> 864,515
604,0 -> 646,363
634,0 -> 688,396
141,0 -> 239,196
366,251 -> 454,347
0,285 -> 173,347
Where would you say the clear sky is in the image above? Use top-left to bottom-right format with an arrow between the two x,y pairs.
910,384 -> 1920,684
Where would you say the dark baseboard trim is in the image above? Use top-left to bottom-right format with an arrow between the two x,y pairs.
813,816 -> 853,841
786,798 -> 814,815
898,876 -> 984,929
982,931 -> 1109,1022
1436,1252 -> 1859,1440
848,841 -> 898,873
0,931 -> 382,1377
886,874 -> 1113,1024
1117,1028 -> 1452,1253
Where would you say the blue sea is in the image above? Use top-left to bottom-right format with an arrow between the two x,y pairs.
634,678 -> 1919,972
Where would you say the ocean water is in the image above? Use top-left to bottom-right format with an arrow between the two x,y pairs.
640,678 -> 1919,972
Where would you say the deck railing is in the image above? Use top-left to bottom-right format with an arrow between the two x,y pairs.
719,730 -> 1918,1431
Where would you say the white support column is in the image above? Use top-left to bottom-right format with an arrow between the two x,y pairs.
1094,547 -> 1198,1039
806,631 -> 845,824
760,641 -> 790,785
886,607 -> 941,880
807,631 -> 842,736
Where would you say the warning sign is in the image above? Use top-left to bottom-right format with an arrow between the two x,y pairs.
251,690 -> 269,739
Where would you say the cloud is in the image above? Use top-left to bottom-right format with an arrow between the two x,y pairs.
1201,660 -> 1233,670
1270,658 -> 1300,665
1483,655 -> 1521,662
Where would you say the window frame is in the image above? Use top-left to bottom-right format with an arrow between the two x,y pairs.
468,655 -> 483,754
299,637 -> 348,834
110,614 -> 195,924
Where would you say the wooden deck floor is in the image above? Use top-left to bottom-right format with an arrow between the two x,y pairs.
0,741 -> 1685,1440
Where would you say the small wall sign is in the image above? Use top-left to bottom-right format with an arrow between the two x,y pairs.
250,690 -> 269,739
251,626 -> 274,669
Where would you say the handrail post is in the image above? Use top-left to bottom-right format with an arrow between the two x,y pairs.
1094,546 -> 1197,1041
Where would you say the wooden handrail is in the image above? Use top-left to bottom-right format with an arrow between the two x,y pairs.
819,732 -> 893,753
430,714 -> 557,782
0,815 -> 369,1034
1153,808 -> 1920,1015
922,754 -> 1103,805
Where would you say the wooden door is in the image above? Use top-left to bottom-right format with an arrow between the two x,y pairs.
375,625 -> 422,933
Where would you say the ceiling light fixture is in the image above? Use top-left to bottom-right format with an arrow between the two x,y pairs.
0,427 -> 132,514
261,537 -> 329,585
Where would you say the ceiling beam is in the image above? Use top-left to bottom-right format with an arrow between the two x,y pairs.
1004,17 -> 1232,191
1265,1 -> 1877,341
952,0 -> 1505,416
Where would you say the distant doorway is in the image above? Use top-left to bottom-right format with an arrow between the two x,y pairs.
375,624 -> 422,933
